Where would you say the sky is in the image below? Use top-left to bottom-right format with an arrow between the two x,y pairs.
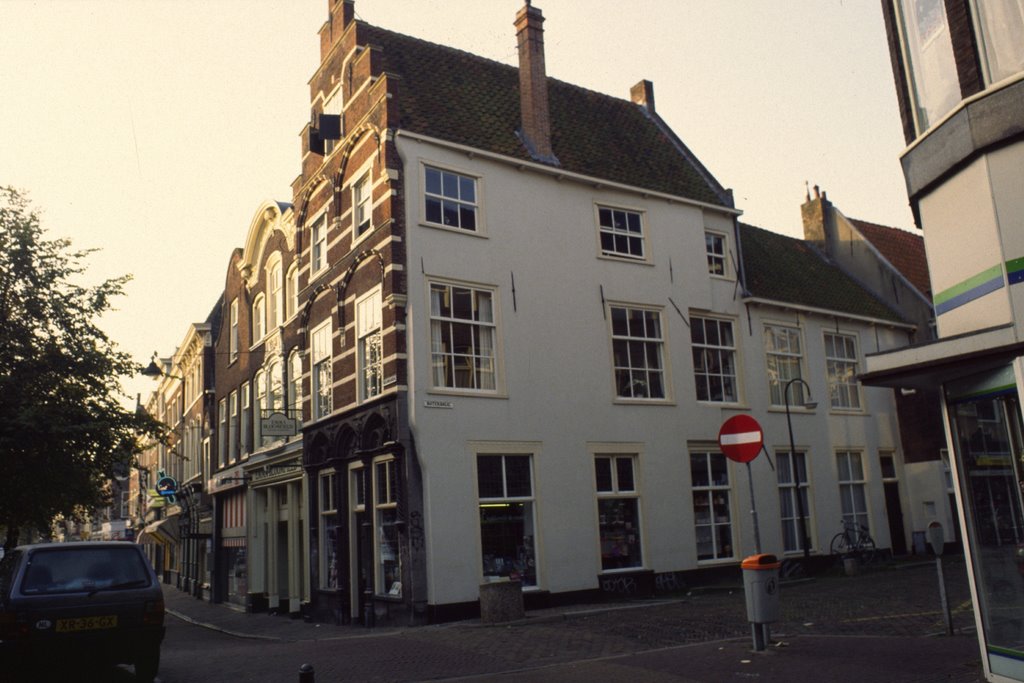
1,0 -> 914,404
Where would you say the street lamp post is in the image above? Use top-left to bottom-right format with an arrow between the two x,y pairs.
784,377 -> 817,562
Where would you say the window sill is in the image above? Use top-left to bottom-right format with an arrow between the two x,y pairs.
426,389 -> 508,400
766,406 -> 816,415
612,398 -> 676,406
696,400 -> 747,409
596,253 -> 653,266
419,221 -> 487,238
696,557 -> 738,567
598,566 -> 647,575
827,408 -> 866,417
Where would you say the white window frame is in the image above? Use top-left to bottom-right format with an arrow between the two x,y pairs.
288,349 -> 302,419
252,295 -> 266,344
319,470 -> 339,590
311,320 -> 333,420
764,323 -> 804,407
422,164 -> 480,233
254,370 -> 266,448
240,381 -> 251,456
971,0 -> 1024,86
597,204 -> 646,261
824,331 -> 862,411
373,457 -> 401,597
229,298 -> 239,363
705,230 -> 728,277
777,450 -> 813,554
690,449 -> 734,562
286,264 -> 299,322
690,315 -> 739,403
310,212 -> 328,276
217,399 -> 227,468
353,171 -> 373,241
322,86 -> 344,156
609,303 -> 668,401
837,450 -> 869,531
594,454 -> 643,571
476,449 -> 538,587
894,0 -> 960,134
267,257 -> 283,330
228,390 -> 238,464
429,280 -> 498,393
356,287 -> 383,402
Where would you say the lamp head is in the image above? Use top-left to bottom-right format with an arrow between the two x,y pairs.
141,359 -> 163,378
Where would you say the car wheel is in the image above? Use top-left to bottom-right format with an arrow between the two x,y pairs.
135,647 -> 161,682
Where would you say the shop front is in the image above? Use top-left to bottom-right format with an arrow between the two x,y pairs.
246,450 -> 308,615
864,329 -> 1024,682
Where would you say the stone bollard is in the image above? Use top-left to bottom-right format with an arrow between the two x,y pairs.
299,663 -> 315,683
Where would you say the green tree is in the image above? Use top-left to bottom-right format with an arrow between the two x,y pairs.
0,187 -> 165,549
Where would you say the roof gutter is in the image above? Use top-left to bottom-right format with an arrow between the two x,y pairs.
391,129 -> 742,217
741,296 -> 915,331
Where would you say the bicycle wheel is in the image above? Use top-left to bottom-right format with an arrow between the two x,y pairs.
858,536 -> 877,564
830,532 -> 851,556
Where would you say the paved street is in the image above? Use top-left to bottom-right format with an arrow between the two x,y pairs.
153,557 -> 986,682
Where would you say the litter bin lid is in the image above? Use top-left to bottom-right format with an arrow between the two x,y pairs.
741,553 -> 780,570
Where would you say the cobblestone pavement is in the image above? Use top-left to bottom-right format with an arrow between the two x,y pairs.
163,557 -> 985,682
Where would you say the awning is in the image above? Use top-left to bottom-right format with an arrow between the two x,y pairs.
861,323 -> 1024,389
137,514 -> 180,546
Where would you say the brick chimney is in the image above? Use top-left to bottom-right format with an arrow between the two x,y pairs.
802,184 -> 835,256
515,2 -> 558,164
631,80 -> 656,113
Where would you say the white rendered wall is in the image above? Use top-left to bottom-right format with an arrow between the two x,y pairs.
398,136 -> 912,606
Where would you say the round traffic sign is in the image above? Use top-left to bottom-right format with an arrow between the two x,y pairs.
717,414 -> 764,463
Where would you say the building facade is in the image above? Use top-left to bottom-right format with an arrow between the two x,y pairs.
144,0 -> 941,628
864,2 -> 1024,681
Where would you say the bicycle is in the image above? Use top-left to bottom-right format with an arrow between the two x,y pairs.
829,519 -> 876,564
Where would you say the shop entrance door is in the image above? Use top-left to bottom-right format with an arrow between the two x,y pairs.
947,367 -> 1024,681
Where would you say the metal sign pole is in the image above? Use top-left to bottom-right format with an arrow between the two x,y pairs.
746,461 -> 761,555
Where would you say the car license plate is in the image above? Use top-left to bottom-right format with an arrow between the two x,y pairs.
55,615 -> 117,632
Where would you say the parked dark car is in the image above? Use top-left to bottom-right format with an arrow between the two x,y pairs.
0,541 -> 165,681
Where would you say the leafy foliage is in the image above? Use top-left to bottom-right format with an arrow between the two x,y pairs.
0,187 -> 165,547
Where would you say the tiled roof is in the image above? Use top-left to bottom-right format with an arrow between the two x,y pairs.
739,223 -> 906,324
363,24 -> 729,208
851,219 -> 931,298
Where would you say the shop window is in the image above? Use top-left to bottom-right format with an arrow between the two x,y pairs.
691,451 -> 733,561
595,455 -> 642,570
320,471 -> 339,590
478,454 -> 536,586
374,459 -> 401,597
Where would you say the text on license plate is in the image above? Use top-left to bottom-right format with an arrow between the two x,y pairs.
55,615 -> 118,632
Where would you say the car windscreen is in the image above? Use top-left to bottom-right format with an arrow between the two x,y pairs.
21,547 -> 152,595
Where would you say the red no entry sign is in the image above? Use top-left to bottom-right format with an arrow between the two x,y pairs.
717,414 -> 764,463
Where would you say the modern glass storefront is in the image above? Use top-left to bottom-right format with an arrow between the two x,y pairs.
946,366 -> 1024,680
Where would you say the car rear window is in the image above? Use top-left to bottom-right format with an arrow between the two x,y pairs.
21,547 -> 152,595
